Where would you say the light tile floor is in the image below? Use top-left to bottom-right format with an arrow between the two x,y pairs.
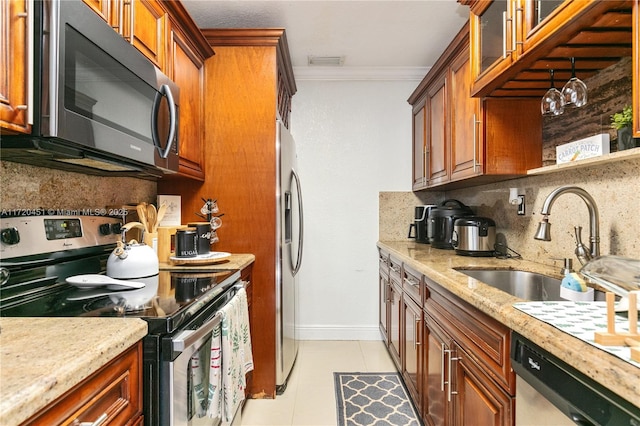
240,340 -> 396,426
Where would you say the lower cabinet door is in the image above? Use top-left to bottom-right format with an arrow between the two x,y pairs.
423,313 -> 451,426
402,295 -> 422,411
388,280 -> 402,369
453,345 -> 514,426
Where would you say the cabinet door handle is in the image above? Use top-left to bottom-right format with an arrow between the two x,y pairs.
414,316 -> 421,348
472,113 -> 482,171
502,11 -> 515,58
78,413 -> 108,426
448,350 -> 460,402
442,348 -> 449,391
17,1 -> 34,124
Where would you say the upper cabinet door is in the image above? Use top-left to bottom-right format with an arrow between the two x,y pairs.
123,0 -> 167,70
449,46 -> 482,182
469,0 -> 516,91
412,98 -> 427,191
426,74 -> 449,186
168,23 -> 205,180
0,0 -> 31,134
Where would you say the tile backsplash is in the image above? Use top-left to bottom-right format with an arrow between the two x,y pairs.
380,154 -> 640,268
0,162 -> 156,211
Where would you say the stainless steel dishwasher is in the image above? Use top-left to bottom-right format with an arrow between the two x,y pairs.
510,332 -> 640,426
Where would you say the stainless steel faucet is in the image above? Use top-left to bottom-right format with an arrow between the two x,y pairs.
534,186 -> 600,265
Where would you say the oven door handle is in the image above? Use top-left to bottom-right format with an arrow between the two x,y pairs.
172,311 -> 222,353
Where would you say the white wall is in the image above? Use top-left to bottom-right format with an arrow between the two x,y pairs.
290,78 -> 416,340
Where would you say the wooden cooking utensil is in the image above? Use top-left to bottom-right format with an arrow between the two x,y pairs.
155,203 -> 168,231
147,204 -> 157,233
137,204 -> 148,233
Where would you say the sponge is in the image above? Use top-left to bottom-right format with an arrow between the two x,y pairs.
561,272 -> 588,292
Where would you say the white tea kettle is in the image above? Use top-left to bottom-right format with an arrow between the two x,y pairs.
107,222 -> 159,280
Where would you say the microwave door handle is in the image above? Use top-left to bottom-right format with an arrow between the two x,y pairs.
151,84 -> 177,159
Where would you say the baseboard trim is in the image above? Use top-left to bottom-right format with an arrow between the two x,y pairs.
298,325 -> 382,340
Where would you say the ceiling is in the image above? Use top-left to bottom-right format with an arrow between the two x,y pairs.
181,0 -> 470,79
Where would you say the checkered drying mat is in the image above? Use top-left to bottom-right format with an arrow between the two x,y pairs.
513,301 -> 640,368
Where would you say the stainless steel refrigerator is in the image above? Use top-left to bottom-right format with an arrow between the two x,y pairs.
276,119 -> 304,393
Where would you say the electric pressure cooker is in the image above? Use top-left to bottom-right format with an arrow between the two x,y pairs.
452,216 -> 496,257
427,199 -> 474,249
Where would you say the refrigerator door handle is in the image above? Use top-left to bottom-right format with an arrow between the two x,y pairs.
291,169 -> 304,276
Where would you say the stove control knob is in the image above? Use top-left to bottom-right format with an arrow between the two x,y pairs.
1,227 -> 20,245
99,223 -> 112,235
111,222 -> 122,234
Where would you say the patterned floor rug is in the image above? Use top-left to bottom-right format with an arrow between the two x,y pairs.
334,372 -> 421,426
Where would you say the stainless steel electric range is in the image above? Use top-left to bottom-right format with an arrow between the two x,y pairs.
0,214 -> 244,426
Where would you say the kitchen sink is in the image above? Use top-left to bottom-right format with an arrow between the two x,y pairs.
456,269 -> 565,301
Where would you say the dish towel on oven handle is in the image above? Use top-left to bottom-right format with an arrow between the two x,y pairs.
206,287 -> 254,422
190,315 -> 222,418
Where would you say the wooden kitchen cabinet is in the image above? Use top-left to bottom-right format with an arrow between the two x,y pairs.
379,248 -> 390,343
402,291 -> 423,413
159,29 -> 296,398
166,20 -> 205,179
0,0 -> 31,135
388,256 -> 403,370
21,342 -> 143,426
412,98 -> 427,190
423,311 -> 451,426
408,24 -> 542,191
634,0 -> 639,138
460,0 -> 634,98
123,0 -> 167,71
424,276 -> 515,426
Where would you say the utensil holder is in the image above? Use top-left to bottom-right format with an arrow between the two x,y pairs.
143,232 -> 158,253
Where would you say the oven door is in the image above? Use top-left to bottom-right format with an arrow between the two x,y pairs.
167,311 -> 223,426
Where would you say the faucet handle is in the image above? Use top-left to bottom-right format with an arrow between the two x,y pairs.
574,226 -> 592,266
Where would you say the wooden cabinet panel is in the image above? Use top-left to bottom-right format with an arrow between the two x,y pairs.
454,345 -> 514,426
450,46 -> 481,181
168,23 -> 205,179
379,249 -> 390,343
124,0 -> 166,70
423,315 -> 450,426
22,342 -> 143,426
403,294 -> 422,412
462,0 -> 633,98
425,277 -> 515,394
0,0 -> 30,134
413,98 -> 427,190
427,74 -> 448,186
634,0 -> 639,137
408,24 -> 541,191
389,279 -> 402,370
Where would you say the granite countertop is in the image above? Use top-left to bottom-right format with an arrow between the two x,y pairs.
159,253 -> 255,272
377,240 -> 640,409
0,318 -> 148,426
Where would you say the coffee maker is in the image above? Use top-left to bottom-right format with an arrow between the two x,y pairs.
408,205 -> 437,244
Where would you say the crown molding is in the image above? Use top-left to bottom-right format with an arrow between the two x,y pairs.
293,66 -> 430,81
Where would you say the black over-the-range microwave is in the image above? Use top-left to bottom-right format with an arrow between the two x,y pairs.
1,0 -> 180,178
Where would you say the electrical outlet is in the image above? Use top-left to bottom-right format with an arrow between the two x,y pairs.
517,195 -> 525,215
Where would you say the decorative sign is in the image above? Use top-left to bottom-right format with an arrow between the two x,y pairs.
556,133 -> 610,164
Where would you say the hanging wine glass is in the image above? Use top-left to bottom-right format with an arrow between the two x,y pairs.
541,69 -> 565,116
561,57 -> 588,108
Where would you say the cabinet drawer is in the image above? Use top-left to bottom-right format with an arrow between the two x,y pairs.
378,249 -> 390,276
425,277 -> 515,395
402,263 -> 423,305
389,255 -> 402,284
22,342 -> 143,425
